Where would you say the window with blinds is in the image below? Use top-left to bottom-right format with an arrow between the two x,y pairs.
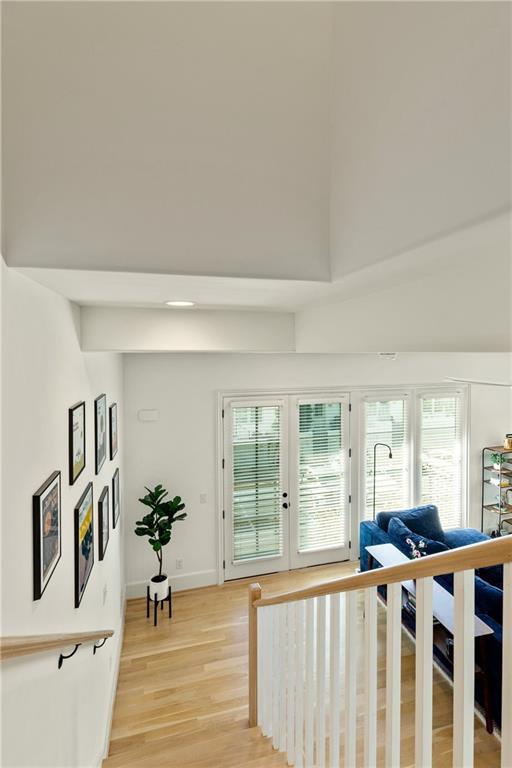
419,393 -> 464,529
231,405 -> 282,562
364,397 -> 410,519
297,402 -> 346,552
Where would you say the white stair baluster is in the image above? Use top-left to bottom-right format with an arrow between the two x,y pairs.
272,605 -> 280,749
415,576 -> 433,768
279,604 -> 288,753
501,561 -> 511,768
295,600 -> 305,768
344,590 -> 358,768
287,603 -> 296,766
258,605 -> 265,729
316,595 -> 327,768
305,597 -> 316,768
329,592 -> 341,768
364,586 -> 378,768
262,607 -> 273,738
385,581 -> 402,768
453,569 -> 475,768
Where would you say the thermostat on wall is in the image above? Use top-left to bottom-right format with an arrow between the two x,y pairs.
138,409 -> 159,422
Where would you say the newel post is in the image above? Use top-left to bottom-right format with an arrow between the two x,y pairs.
248,582 -> 262,727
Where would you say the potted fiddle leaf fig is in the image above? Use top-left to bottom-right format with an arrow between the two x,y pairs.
134,484 -> 187,601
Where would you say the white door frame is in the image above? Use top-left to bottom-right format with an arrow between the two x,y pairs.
219,389 -> 352,582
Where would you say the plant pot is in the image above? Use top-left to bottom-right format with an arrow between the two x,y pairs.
494,463 -> 503,471
149,574 -> 169,602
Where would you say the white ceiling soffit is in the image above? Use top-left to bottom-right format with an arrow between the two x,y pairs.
15,210 -> 510,312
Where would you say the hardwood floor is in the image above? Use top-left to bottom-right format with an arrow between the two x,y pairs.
104,563 -> 501,767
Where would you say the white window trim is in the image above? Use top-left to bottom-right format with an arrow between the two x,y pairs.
216,383 -> 468,584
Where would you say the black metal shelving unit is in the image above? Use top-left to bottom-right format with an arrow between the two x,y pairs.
481,445 -> 512,535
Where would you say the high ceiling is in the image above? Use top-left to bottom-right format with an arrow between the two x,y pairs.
2,1 -> 510,349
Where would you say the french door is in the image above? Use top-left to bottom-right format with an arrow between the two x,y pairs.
223,394 -> 350,580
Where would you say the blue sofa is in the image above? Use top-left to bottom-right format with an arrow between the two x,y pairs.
360,505 -> 504,731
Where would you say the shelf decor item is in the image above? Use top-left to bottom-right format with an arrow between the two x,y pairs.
33,471 -> 61,600
74,483 -> 94,607
135,484 -> 187,606
94,394 -> 107,474
112,468 -> 120,528
68,401 -> 86,485
98,486 -> 110,560
109,403 -> 118,460
481,445 -> 512,535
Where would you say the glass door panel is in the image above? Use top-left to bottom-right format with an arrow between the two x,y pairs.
224,399 -> 289,579
290,396 -> 350,568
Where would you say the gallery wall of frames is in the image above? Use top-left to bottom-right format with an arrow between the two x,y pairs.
32,394 -> 121,606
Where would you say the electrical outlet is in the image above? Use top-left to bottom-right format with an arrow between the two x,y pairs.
176,557 -> 184,570
200,493 -> 207,504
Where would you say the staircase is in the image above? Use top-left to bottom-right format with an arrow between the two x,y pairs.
248,536 -> 511,768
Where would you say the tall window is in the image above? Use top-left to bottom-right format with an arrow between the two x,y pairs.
363,397 -> 409,519
419,393 -> 465,529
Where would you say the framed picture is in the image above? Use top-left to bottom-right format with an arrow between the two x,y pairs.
98,486 -> 109,560
68,401 -> 86,484
109,403 -> 118,460
112,468 -> 120,528
33,471 -> 61,600
74,482 -> 94,607
95,394 -> 107,474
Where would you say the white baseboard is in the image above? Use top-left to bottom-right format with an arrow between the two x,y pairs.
126,569 -> 218,599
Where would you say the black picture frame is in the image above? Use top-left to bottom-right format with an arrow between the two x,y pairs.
33,471 -> 61,600
112,468 -> 120,528
74,482 -> 94,608
68,401 -> 86,485
98,486 -> 110,560
95,394 -> 107,474
109,403 -> 118,460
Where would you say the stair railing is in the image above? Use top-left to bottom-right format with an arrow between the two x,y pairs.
248,536 -> 511,767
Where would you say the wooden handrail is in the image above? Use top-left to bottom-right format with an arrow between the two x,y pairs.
0,629 -> 114,661
254,536 -> 512,608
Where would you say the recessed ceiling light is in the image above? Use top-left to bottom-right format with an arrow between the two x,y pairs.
165,300 -> 195,307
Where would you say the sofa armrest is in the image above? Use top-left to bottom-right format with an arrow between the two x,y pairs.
359,520 -> 392,571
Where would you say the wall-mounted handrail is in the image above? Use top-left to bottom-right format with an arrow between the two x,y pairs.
254,536 -> 511,608
0,629 -> 114,661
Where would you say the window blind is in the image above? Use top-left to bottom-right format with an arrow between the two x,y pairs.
419,394 -> 464,529
297,402 -> 345,552
231,405 -> 282,562
364,397 -> 409,519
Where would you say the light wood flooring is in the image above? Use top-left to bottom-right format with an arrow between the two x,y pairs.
104,562 -> 501,767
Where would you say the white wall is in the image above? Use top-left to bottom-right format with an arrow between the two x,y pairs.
330,1 -> 510,278
81,306 -> 295,353
3,2 -> 331,281
1,265 -> 124,768
296,213 -> 511,353
123,351 -> 510,596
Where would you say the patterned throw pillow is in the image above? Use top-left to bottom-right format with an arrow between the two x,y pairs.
388,517 -> 449,560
